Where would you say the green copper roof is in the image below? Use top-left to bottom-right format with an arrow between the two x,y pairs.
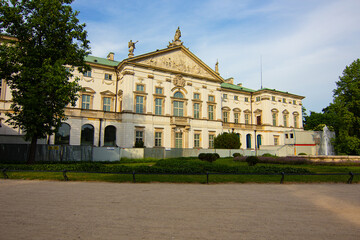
85,55 -> 120,67
221,82 -> 256,93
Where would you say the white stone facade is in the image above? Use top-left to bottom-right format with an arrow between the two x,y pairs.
0,35 -> 304,150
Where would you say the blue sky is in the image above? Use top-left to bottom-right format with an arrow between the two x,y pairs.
71,0 -> 360,113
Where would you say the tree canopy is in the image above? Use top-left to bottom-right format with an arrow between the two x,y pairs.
0,0 -> 90,163
214,132 -> 241,149
304,59 -> 360,155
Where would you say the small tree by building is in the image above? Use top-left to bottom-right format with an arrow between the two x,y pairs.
214,132 -> 241,149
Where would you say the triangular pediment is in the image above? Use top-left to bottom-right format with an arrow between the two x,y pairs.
123,46 -> 223,82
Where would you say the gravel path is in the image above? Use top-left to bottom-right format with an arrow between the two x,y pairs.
0,180 -> 360,240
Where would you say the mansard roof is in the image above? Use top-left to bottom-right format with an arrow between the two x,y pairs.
85,55 -> 120,67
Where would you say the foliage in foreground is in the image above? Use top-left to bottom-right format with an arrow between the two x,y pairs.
0,159 -> 312,175
0,0 -> 90,164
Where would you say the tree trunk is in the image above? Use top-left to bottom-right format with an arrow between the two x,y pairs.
27,136 -> 38,164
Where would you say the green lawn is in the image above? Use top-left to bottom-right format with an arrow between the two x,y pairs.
1,157 -> 359,183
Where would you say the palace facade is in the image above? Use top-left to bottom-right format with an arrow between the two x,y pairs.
0,31 -> 304,150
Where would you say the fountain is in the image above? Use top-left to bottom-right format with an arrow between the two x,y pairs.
320,125 -> 334,155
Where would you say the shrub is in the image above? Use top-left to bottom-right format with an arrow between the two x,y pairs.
198,153 -> 207,160
298,153 -> 307,155
262,153 -> 277,157
233,153 -> 242,157
246,156 -> 259,166
214,132 -> 241,149
198,153 -> 218,163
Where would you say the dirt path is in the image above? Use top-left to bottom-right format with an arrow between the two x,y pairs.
0,180 -> 359,240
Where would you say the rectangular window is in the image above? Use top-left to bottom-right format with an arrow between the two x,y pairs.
103,97 -> 111,112
208,105 -> 214,120
256,96 -> 261,102
155,132 -> 162,147
285,134 -> 289,139
194,133 -> 200,148
105,73 -> 112,80
155,98 -> 162,115
223,94 -> 227,99
208,95 -> 214,102
82,95 -> 90,109
245,97 -> 249,102
234,113 -> 239,123
209,135 -> 214,149
136,131 -> 143,143
290,133 -> 294,139
175,132 -> 182,148
272,113 -> 277,126
272,96 -> 276,101
194,103 -> 200,119
194,93 -> 200,99
294,115 -> 299,128
83,71 -> 91,77
155,87 -> 162,94
283,115 -> 288,127
223,111 -> 228,123
174,101 -> 184,116
293,100 -> 296,105
245,114 -> 250,124
136,96 -> 144,113
282,98 -> 286,103
234,96 -> 238,100
136,84 -> 144,92
274,136 -> 279,146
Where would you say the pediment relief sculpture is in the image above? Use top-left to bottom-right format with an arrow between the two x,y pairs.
137,51 -> 213,79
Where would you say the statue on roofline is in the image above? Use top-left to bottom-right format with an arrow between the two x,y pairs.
168,27 -> 183,48
128,40 -> 138,58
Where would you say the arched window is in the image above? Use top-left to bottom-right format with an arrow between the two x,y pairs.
104,125 -> 116,146
173,92 -> 184,117
246,134 -> 252,149
174,92 -> 183,98
81,124 -> 94,146
257,135 -> 262,149
55,123 -> 70,145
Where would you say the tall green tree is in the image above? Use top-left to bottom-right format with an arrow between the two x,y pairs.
331,59 -> 360,155
0,0 -> 90,163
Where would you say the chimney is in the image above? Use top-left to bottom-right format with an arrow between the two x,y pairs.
107,52 -> 114,61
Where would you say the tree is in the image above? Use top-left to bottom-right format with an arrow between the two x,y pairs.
214,132 -> 241,149
0,0 -> 90,164
331,59 -> 360,155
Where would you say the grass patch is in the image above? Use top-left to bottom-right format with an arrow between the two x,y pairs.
1,157 -> 359,183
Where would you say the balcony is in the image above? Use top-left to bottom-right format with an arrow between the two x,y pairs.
171,116 -> 190,126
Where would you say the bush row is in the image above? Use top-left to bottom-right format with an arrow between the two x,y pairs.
0,160 -> 311,174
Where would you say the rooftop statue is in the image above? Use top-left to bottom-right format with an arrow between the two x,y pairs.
128,40 -> 138,58
168,27 -> 183,47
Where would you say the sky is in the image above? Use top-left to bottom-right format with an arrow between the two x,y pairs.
71,0 -> 360,113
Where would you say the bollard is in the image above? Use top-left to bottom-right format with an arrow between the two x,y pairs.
2,168 -> 9,179
132,171 -> 136,183
347,172 -> 354,184
280,172 -> 285,184
62,170 -> 69,181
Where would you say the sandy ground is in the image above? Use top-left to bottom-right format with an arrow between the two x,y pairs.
0,180 -> 360,240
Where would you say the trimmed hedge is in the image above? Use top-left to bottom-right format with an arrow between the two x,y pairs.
0,160 -> 312,175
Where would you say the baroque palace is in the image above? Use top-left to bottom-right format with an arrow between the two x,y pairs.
0,29 -> 304,150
